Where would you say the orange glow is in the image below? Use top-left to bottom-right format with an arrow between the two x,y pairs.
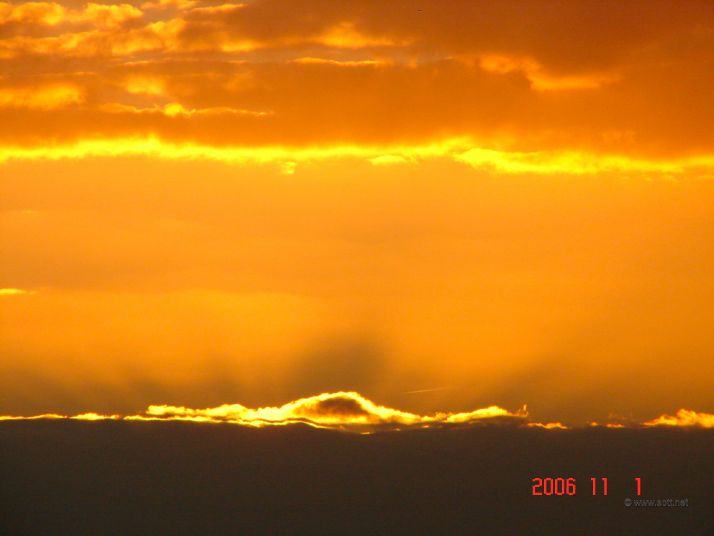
0,84 -> 83,110
2,0 -> 714,425
123,75 -> 166,96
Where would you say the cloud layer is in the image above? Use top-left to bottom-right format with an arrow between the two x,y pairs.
1,0 -> 713,163
2,391 -> 713,431
126,391 -> 531,430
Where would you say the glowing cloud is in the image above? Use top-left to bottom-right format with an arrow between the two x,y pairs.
0,287 -> 34,296
527,422 -> 568,430
143,392 -> 527,429
1,1 -> 713,155
478,53 -> 615,91
0,1 -> 65,25
0,17 -> 185,58
643,409 -> 714,429
0,84 -> 83,110
0,2 -> 142,28
0,392 -> 527,431
317,22 -> 403,49
292,57 -> 388,68
123,75 -> 166,96
70,412 -> 121,420
455,147 -> 714,176
3,393 -> 711,432
0,413 -> 64,420
1,137 -> 712,178
99,102 -> 271,118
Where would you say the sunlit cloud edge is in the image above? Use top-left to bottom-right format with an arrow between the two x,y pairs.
1,137 -> 714,177
1,391 -> 712,432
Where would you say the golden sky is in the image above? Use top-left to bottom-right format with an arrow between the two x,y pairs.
1,0 -> 713,424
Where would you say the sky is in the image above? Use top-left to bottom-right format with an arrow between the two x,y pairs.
1,0 -> 713,424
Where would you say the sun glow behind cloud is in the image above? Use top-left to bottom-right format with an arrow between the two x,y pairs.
0,392 -> 528,430
1,392 -> 711,432
0,287 -> 34,296
2,0 -> 714,423
643,409 -> 714,429
1,137 -> 713,178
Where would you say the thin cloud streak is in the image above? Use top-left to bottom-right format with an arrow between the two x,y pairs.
405,386 -> 453,395
1,137 -> 713,178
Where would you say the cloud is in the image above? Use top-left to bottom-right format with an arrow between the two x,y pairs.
315,21 -> 404,49
99,102 -> 270,117
477,53 -> 616,91
453,147 -> 714,175
0,287 -> 35,295
0,2 -> 66,26
0,391 -> 527,430
0,412 -> 63,419
0,0 -> 712,155
123,75 -> 166,96
0,17 -> 184,58
70,412 -> 121,420
0,84 -> 83,109
1,136 -> 712,178
0,2 -> 142,29
2,391 -> 711,431
292,57 -> 388,67
527,422 -> 568,430
141,391 -> 528,430
643,409 -> 714,429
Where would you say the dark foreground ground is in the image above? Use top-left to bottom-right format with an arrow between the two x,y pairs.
1,421 -> 712,535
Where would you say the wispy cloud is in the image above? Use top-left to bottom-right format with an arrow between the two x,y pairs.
0,287 -> 35,296
404,386 -> 453,395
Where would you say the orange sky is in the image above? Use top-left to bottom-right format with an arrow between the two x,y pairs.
1,0 -> 713,424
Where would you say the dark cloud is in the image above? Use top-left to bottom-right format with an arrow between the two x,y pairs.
298,394 -> 371,419
287,338 -> 386,401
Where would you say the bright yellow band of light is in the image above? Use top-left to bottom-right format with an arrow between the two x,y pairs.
1,391 -> 712,430
0,391 -> 529,431
1,137 -> 714,176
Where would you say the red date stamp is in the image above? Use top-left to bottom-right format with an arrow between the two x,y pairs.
531,477 -> 643,496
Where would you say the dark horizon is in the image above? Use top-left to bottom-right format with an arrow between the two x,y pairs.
2,420 -> 712,535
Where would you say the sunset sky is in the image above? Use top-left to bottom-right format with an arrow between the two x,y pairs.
1,0 -> 713,425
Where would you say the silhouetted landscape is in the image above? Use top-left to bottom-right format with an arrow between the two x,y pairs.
1,421 -> 712,535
